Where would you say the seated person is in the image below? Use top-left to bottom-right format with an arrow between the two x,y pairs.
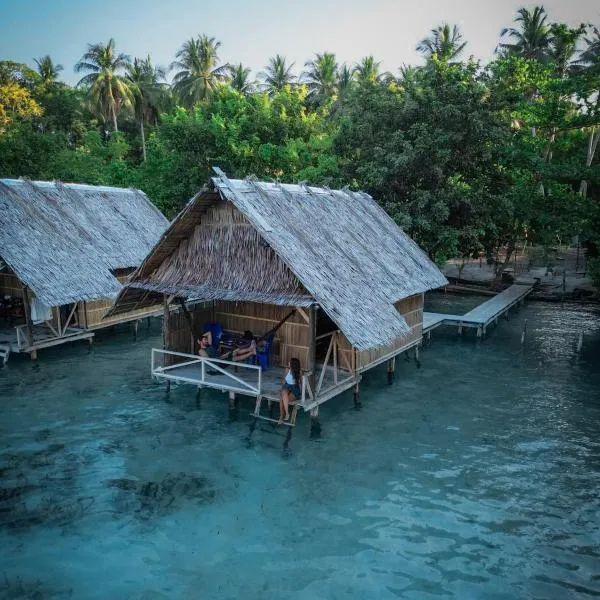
279,357 -> 302,423
198,330 -> 257,362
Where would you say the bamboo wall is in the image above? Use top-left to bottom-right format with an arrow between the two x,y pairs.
215,301 -> 309,368
80,272 -> 163,329
0,271 -> 23,298
337,293 -> 424,372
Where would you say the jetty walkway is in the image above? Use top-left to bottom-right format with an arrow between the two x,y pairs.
423,283 -> 533,338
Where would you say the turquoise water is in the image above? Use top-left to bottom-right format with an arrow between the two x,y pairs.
1,298 -> 600,599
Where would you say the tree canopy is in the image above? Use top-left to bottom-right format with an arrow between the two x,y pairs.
1,6 -> 600,285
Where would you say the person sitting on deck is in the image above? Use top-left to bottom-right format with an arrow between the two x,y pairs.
198,330 -> 257,362
279,358 -> 302,424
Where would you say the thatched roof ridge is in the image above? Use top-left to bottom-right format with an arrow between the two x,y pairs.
109,173 -> 446,351
212,177 -> 447,349
0,178 -> 168,306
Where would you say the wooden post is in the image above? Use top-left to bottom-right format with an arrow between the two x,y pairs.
387,357 -> 395,385
307,305 -> 317,396
228,391 -> 236,410
21,287 -> 35,356
309,405 -> 321,437
521,319 -> 527,345
162,296 -> 170,350
415,345 -> 421,368
162,296 -> 170,395
476,326 -> 482,339
82,301 -> 89,329
353,381 -> 361,409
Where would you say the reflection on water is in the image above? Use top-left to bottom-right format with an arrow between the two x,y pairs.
1,302 -> 599,599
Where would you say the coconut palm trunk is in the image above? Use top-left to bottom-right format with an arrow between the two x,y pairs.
140,118 -> 146,161
580,126 -> 600,196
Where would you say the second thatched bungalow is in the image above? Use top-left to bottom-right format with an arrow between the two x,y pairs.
0,179 -> 169,362
107,169 -> 447,427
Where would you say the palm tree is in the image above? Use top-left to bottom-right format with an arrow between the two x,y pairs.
171,34 -> 228,107
498,6 -> 552,61
74,38 -> 132,132
338,64 -> 354,95
574,26 -> 600,195
33,55 -> 63,85
259,55 -> 296,95
227,63 -> 254,94
417,23 -> 467,62
302,52 -> 338,101
353,56 -> 382,85
126,56 -> 167,160
549,23 -> 587,77
576,26 -> 600,75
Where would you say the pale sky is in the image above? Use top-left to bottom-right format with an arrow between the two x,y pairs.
1,0 -> 599,85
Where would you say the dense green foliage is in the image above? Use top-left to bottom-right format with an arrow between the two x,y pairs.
1,6 -> 600,285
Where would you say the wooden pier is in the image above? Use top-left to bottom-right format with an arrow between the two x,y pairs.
423,283 -> 533,338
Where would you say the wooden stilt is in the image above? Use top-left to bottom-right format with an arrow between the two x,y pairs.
165,380 -> 171,395
476,326 -> 482,339
132,319 -> 139,340
309,405 -> 321,437
30,349 -> 38,361
521,319 -> 527,345
228,391 -> 236,410
353,381 -> 361,409
22,287 -> 34,350
387,357 -> 395,385
458,323 -> 463,335
415,345 -> 421,368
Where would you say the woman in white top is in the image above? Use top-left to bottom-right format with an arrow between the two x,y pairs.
279,358 -> 301,423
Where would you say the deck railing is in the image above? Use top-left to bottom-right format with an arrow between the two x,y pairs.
151,348 -> 262,395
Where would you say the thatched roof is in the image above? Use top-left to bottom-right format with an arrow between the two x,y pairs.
0,179 -> 168,306
109,173 -> 447,350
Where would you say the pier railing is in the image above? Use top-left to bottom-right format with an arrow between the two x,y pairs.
151,348 -> 262,395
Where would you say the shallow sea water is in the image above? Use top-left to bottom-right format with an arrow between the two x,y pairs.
1,297 -> 599,600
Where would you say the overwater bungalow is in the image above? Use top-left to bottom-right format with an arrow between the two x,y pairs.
107,169 -> 447,428
0,179 -> 169,362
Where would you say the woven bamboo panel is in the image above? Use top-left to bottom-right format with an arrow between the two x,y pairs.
83,298 -> 162,329
281,344 -> 309,370
0,272 -> 23,297
394,293 -> 422,314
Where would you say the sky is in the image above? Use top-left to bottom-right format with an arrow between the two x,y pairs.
1,0 -> 599,85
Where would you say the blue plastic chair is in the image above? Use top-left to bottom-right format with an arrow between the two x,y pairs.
247,335 -> 273,370
257,335 -> 273,370
203,322 -> 223,352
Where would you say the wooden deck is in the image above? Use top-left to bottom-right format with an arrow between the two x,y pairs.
151,349 -> 357,411
423,283 -> 533,337
0,324 -> 94,353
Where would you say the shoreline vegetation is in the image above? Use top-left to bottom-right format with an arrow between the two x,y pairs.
1,6 -> 599,293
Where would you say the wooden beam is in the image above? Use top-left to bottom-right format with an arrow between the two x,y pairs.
296,308 -> 310,324
162,296 -> 170,350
